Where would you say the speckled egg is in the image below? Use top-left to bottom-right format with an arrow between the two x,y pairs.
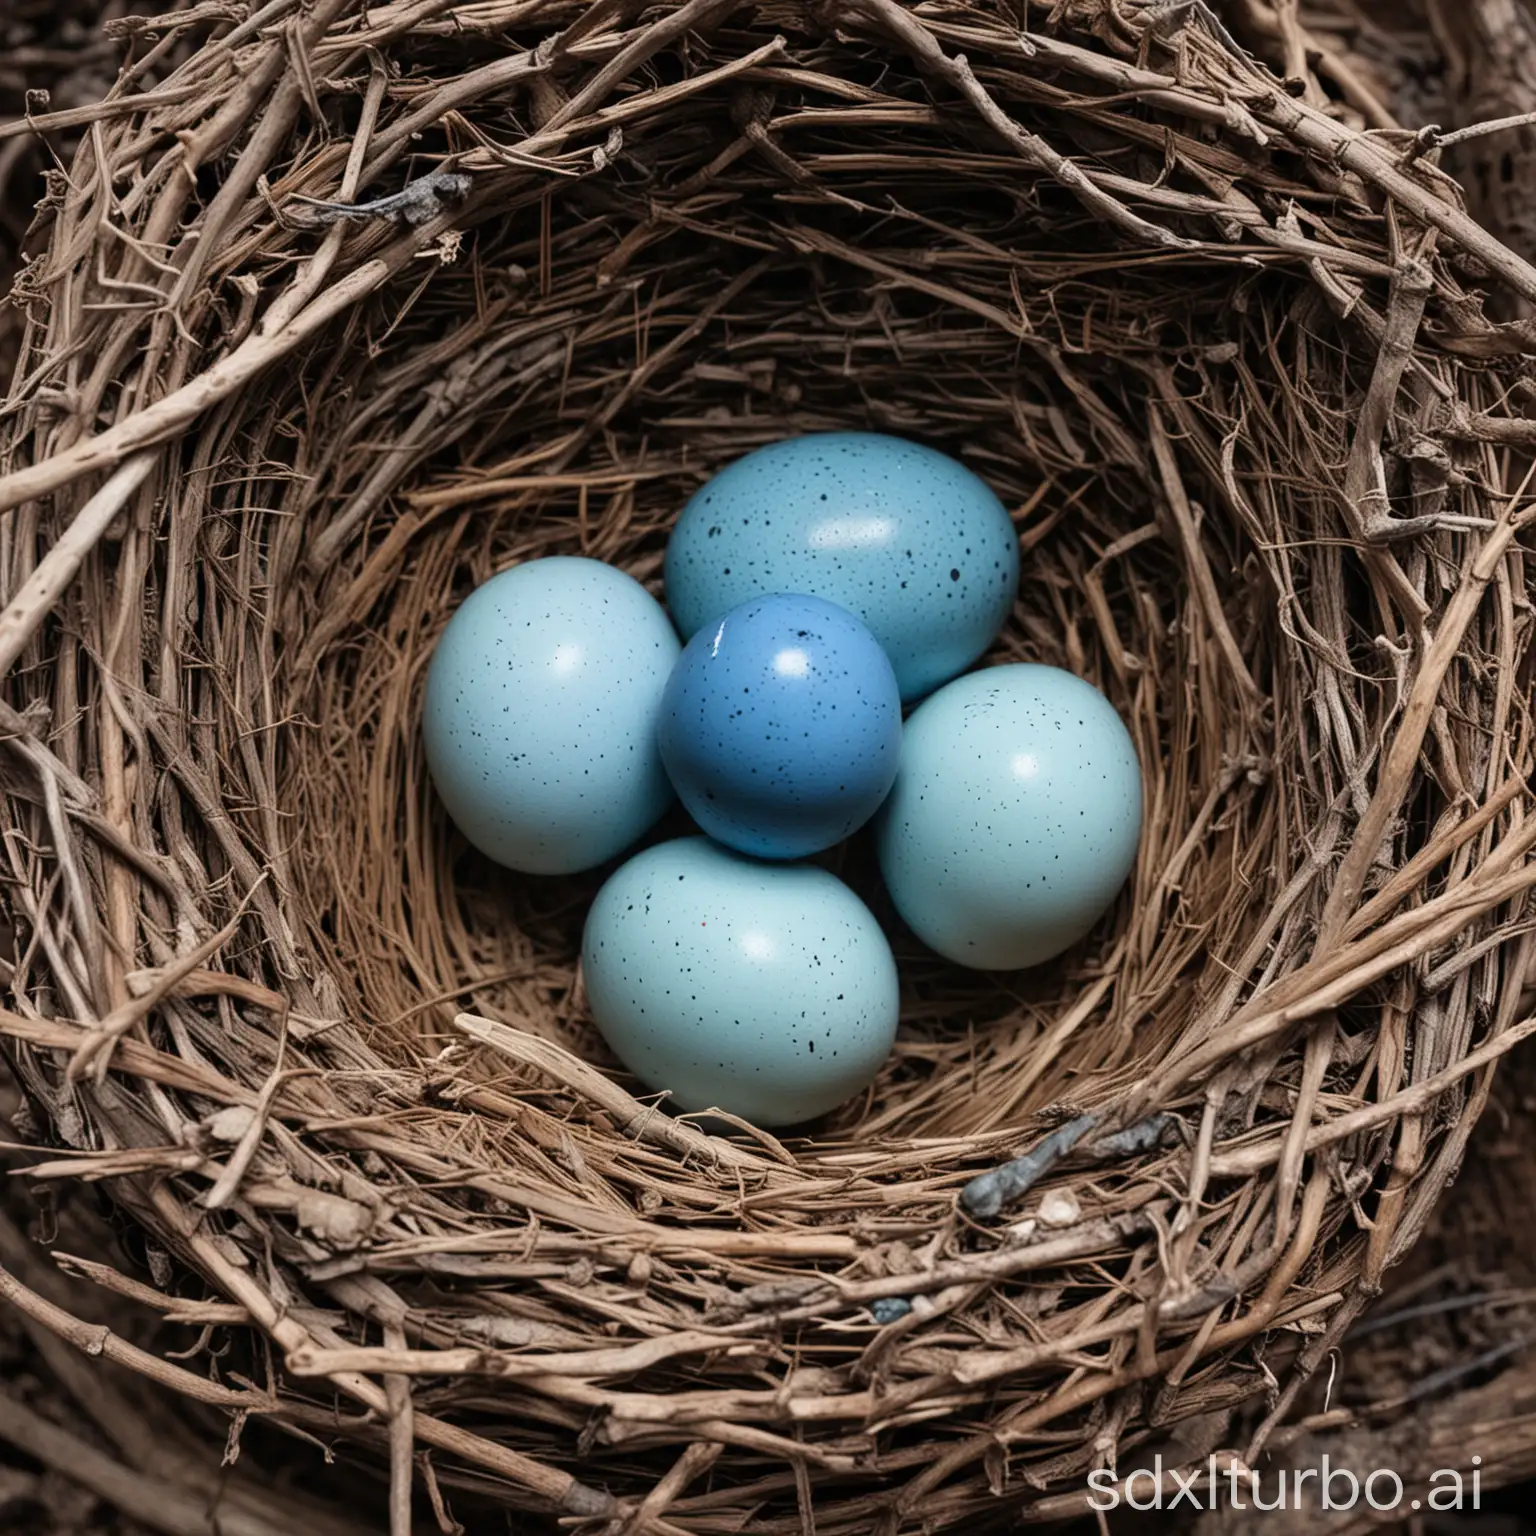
657,593 -> 902,860
664,433 -> 1020,701
422,557 -> 680,874
581,837 -> 899,1125
876,665 -> 1142,970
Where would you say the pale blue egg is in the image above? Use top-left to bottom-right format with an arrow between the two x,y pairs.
422,557 -> 679,874
657,593 -> 902,860
581,838 -> 899,1125
665,433 -> 1019,700
876,665 -> 1141,969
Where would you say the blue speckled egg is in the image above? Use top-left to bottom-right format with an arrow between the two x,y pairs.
657,593 -> 901,860
581,837 -> 899,1125
422,557 -> 679,874
664,432 -> 1019,700
876,665 -> 1142,970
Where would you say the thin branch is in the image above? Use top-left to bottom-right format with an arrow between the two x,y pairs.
0,454 -> 156,679
1433,110 -> 1536,149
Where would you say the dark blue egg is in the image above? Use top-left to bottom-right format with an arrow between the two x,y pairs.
657,594 -> 902,860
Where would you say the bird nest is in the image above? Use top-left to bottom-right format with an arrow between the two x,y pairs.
4,1 -> 1536,1530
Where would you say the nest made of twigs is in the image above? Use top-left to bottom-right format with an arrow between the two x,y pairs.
4,1 -> 1536,1530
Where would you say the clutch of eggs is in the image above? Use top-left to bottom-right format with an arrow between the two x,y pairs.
420,434 -> 1144,1128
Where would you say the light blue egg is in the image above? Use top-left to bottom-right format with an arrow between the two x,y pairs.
657,593 -> 902,860
422,557 -> 679,874
665,432 -> 1019,701
876,665 -> 1141,969
581,838 -> 899,1125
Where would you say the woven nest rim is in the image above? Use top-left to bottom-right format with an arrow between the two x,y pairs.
4,2 -> 1536,1530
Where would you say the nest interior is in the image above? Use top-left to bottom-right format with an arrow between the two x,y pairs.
5,1 -> 1536,1530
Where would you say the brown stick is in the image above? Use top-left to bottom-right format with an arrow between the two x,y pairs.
0,1263 -> 277,1412
1257,90 -> 1536,303
1207,1014 -> 1536,1177
1318,508 -> 1536,945
0,453 -> 156,679
0,254 -> 407,517
384,1322 -> 415,1536
849,0 -> 1197,250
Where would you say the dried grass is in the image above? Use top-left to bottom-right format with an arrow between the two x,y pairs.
3,1 -> 1536,1530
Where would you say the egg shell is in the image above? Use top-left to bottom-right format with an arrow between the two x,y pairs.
581,837 -> 899,1126
876,664 -> 1142,969
657,593 -> 902,860
664,432 -> 1020,700
422,557 -> 679,874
